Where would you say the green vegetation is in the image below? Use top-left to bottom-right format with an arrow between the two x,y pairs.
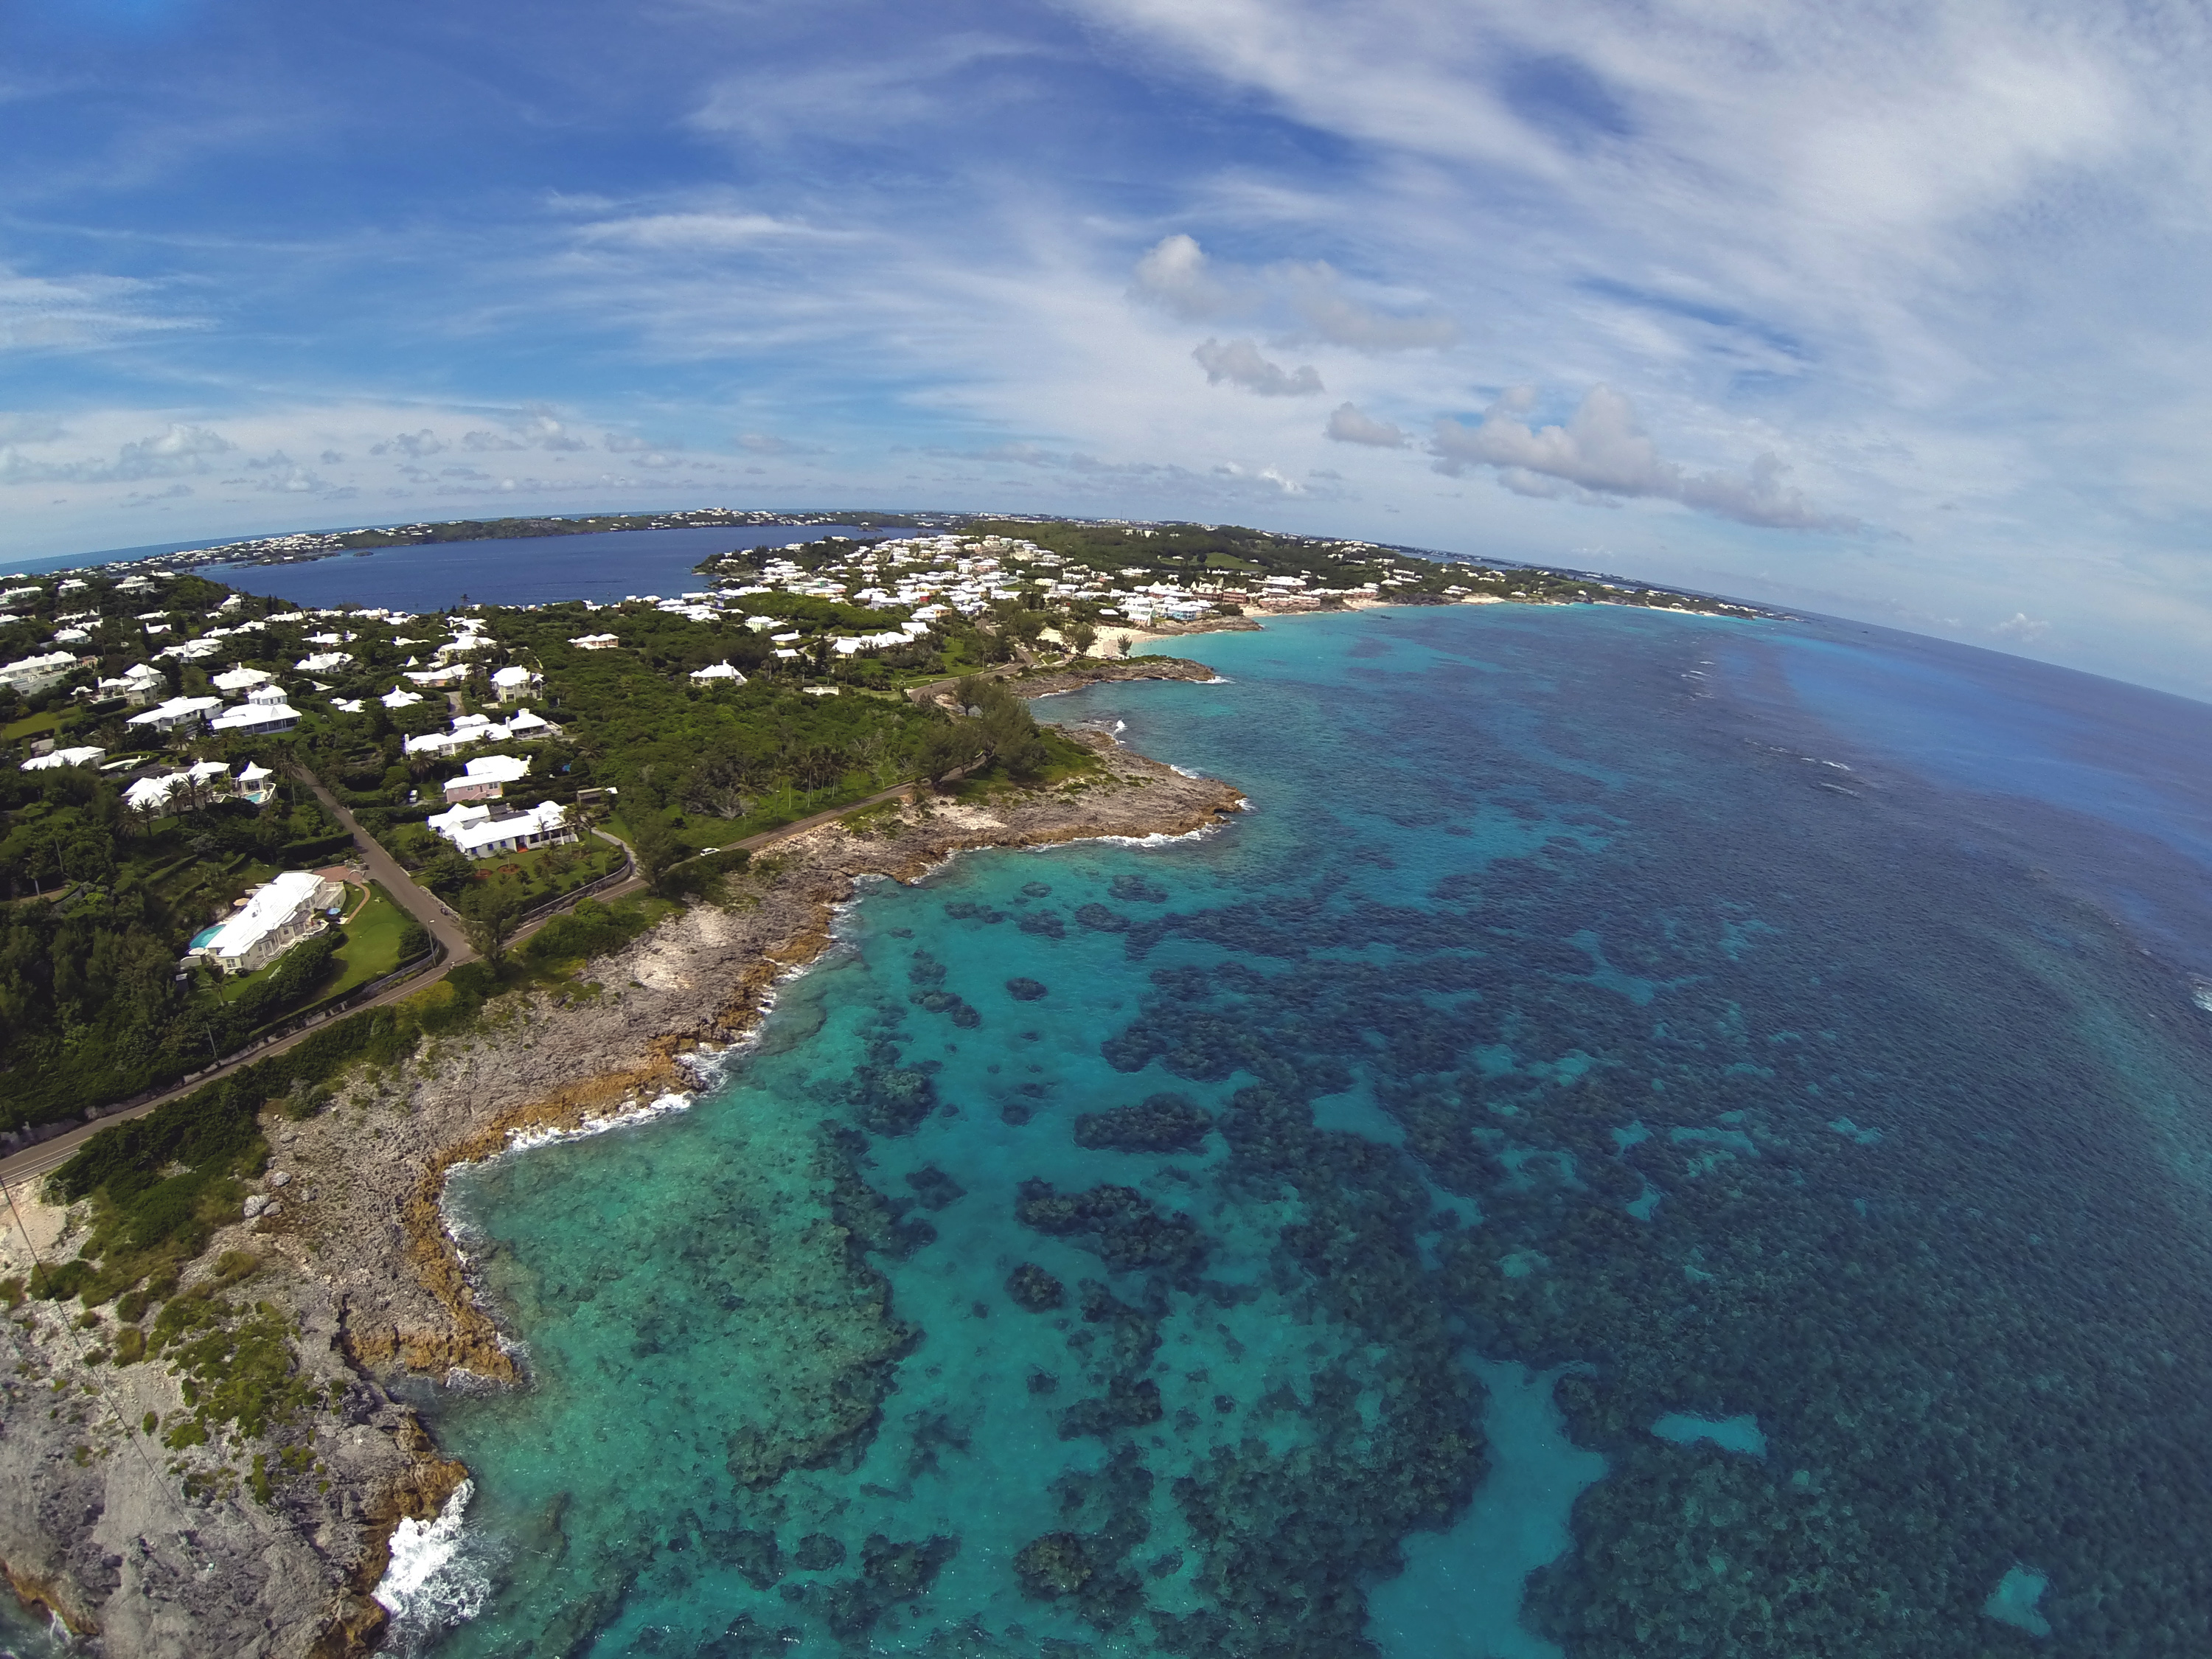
320,882 -> 414,996
0,768 -> 349,1132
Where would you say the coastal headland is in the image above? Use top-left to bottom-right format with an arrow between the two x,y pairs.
1,696 -> 1241,1658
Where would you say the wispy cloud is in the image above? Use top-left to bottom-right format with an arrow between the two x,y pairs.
1432,386 -> 1857,532
0,264 -> 197,352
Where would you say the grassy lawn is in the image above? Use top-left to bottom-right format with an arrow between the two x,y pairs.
207,883 -> 409,1006
321,883 -> 411,995
2,709 -> 66,742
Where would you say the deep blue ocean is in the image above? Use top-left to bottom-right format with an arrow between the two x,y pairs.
199,525 -> 880,612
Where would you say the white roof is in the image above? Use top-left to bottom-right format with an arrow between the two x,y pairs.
430,799 -> 568,855
295,652 -> 352,672
125,695 -> 222,727
2,651 -> 78,675
21,746 -> 106,772
490,664 -> 536,686
689,661 -> 745,681
209,703 -> 299,732
211,667 -> 273,693
380,686 -> 426,708
124,775 -> 181,811
460,753 -> 531,783
201,872 -> 333,960
237,762 -> 273,782
503,709 -> 554,734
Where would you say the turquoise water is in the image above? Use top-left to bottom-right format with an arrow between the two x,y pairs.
385,605 -> 2212,1658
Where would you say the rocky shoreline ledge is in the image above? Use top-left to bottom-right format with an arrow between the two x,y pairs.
2,726 -> 1243,1658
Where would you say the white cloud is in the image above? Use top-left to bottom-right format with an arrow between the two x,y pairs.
689,35 -> 1042,145
0,265 -> 196,353
371,429 -> 445,459
1193,337 -> 1324,396
1129,236 -> 1454,352
574,212 -> 827,251
1284,262 -> 1456,352
1992,611 -> 2052,643
1326,401 -> 1408,447
735,432 -> 826,457
1129,234 -> 1250,321
1431,386 -> 1856,531
0,422 -> 234,485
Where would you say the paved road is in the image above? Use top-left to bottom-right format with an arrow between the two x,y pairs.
0,776 -> 479,1196
1,773 -> 956,1196
294,769 -> 474,964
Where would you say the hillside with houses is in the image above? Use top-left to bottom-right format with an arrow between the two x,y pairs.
1,516 -> 1757,1140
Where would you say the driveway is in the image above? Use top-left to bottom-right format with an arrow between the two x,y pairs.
293,768 -> 474,963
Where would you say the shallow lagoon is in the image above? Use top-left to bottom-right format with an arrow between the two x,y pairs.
394,605 -> 2212,1658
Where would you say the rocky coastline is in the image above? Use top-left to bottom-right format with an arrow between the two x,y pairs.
1,726 -> 1244,1658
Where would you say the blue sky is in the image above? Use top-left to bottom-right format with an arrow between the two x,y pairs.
6,0 -> 2212,694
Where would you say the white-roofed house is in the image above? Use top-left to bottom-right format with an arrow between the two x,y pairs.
689,661 -> 747,684
20,745 -> 107,773
490,664 -> 542,703
235,761 -> 275,804
425,799 -> 577,859
442,753 -> 532,802
500,709 -> 557,740
209,692 -> 301,736
380,686 -> 427,709
1,652 -> 81,694
294,652 -> 353,673
122,760 -> 232,817
211,666 -> 274,695
190,871 -> 343,975
125,695 -> 223,735
402,662 -> 470,687
97,663 -> 169,706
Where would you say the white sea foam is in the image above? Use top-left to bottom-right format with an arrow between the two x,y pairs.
2191,977 -> 2212,1015
1056,818 -> 1232,850
374,1479 -> 489,1649
501,1091 -> 693,1155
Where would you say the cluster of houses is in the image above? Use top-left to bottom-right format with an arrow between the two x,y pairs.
401,706 -> 557,757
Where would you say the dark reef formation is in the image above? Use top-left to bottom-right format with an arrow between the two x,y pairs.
1073,1091 -> 1214,1152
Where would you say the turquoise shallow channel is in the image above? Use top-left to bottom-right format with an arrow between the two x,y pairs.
387,605 -> 2212,1658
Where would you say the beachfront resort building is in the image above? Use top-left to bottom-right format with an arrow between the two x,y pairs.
425,798 -> 576,860
189,871 -> 344,975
